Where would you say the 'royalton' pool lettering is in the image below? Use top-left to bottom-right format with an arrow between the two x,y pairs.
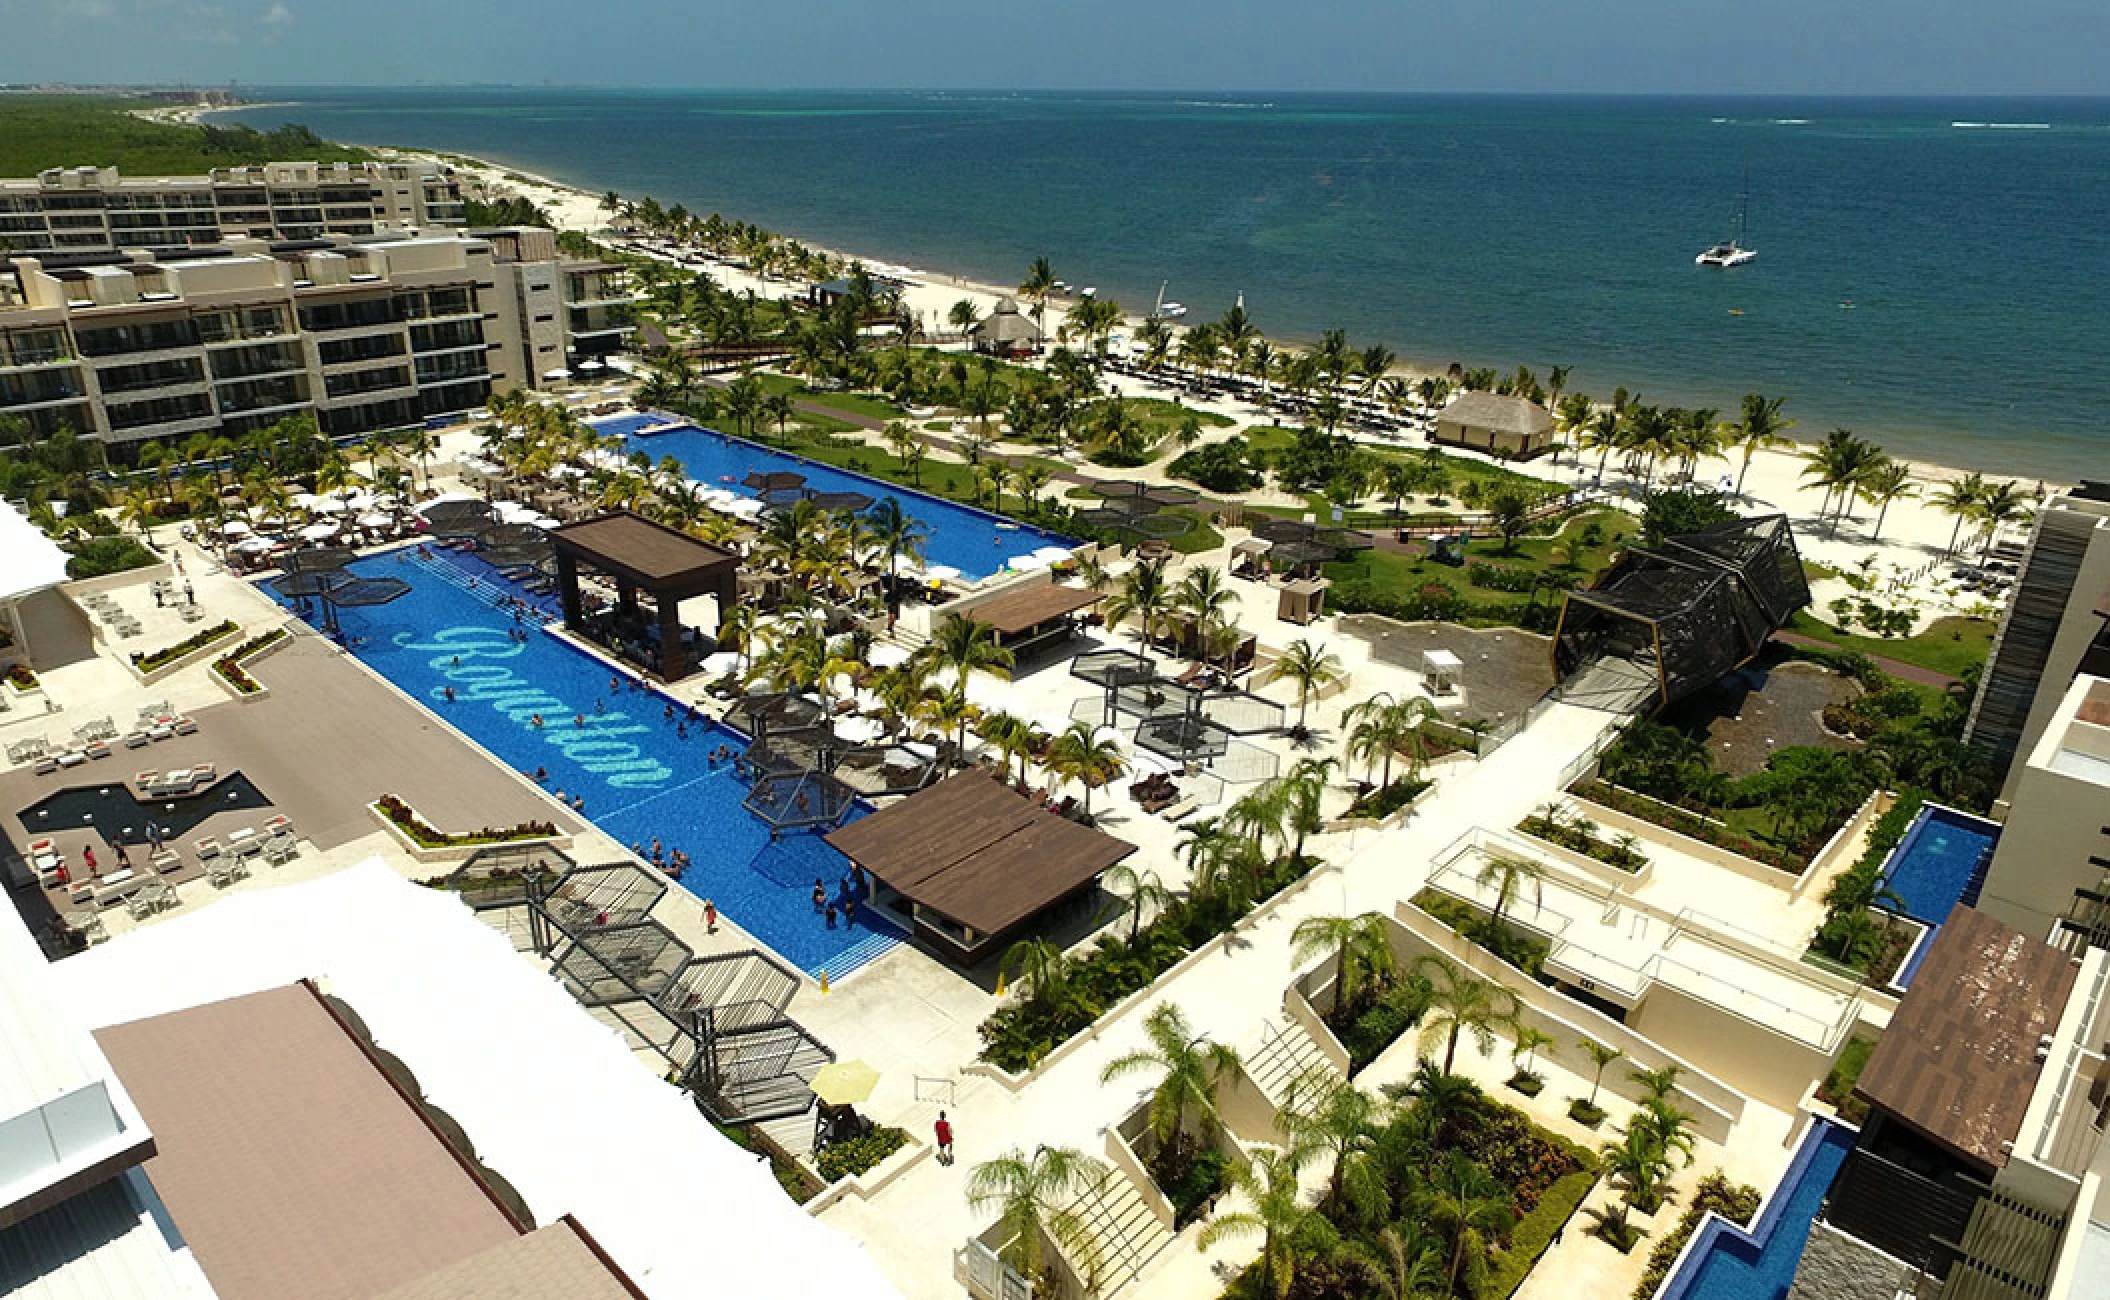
396,626 -> 675,789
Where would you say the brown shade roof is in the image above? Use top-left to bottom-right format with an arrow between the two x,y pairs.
825,771 -> 1136,936
1437,391 -> 1555,436
550,511 -> 737,586
93,984 -> 522,1300
964,583 -> 1103,636
1854,906 -> 2079,1172
368,1219 -> 642,1300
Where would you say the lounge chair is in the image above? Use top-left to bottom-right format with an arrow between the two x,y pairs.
83,741 -> 110,760
123,731 -> 150,749
32,757 -> 58,775
151,849 -> 182,875
262,814 -> 293,836
172,717 -> 198,736
193,836 -> 222,861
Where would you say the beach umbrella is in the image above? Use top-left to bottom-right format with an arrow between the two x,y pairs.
1031,546 -> 1073,562
315,497 -> 354,515
543,368 -> 572,382
701,650 -> 742,676
1006,554 -> 1050,572
298,521 -> 340,541
833,716 -> 883,746
356,512 -> 394,530
233,537 -> 274,555
922,564 -> 962,584
866,643 -> 912,670
219,520 -> 252,537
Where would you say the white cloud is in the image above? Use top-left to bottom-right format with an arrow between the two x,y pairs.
262,1 -> 291,27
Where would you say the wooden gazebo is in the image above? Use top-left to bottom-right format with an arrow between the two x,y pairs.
549,512 -> 739,682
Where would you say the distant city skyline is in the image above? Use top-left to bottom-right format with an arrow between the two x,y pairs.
3,0 -> 2107,97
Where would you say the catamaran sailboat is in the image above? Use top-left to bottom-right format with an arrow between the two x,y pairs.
1696,174 -> 1757,267
1149,281 -> 1188,319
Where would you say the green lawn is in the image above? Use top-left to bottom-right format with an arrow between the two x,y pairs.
1109,397 -> 1234,436
1784,611 -> 1994,680
1323,509 -> 1636,596
751,373 -> 906,424
786,436 -> 1067,514
0,95 -> 369,175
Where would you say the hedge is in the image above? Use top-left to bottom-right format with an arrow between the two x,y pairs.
1486,1168 -> 1599,1299
816,1125 -> 909,1182
131,619 -> 237,673
375,794 -> 557,848
212,626 -> 288,694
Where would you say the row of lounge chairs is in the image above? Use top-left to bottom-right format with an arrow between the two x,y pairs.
80,590 -> 144,640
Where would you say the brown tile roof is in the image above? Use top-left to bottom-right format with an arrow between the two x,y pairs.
825,770 -> 1136,936
1854,906 -> 2080,1172
964,583 -> 1102,636
368,1220 -> 641,1300
549,511 -> 737,585
93,985 -> 521,1300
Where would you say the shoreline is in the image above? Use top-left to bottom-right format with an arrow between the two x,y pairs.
186,100 -> 2074,506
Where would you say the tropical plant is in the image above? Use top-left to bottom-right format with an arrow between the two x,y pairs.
1266,637 -> 1344,738
917,610 -> 1014,689
1045,721 -> 1127,817
1000,937 -> 1073,1009
1856,460 -> 1917,540
1343,692 -> 1438,789
1475,853 -> 1547,936
1099,1002 -> 1241,1151
1196,1146 -> 1334,1300
1418,1150 -> 1515,1295
1579,1039 -> 1625,1109
1731,393 -> 1793,497
1290,911 -> 1396,1017
1413,957 -> 1519,1075
965,1144 -> 1107,1281
1100,863 -> 1177,944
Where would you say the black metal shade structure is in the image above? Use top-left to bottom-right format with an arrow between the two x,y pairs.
743,470 -> 805,493
743,768 -> 860,832
420,500 -> 501,538
812,491 -> 874,513
1087,480 -> 1152,500
269,567 -> 409,635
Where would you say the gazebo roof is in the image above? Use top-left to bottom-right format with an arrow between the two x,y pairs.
824,771 -> 1135,937
963,583 -> 1103,636
1438,391 -> 1555,436
549,511 -> 737,590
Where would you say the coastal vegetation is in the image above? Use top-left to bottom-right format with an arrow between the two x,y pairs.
0,95 -> 367,176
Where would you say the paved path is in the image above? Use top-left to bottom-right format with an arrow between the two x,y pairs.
1769,630 -> 1958,688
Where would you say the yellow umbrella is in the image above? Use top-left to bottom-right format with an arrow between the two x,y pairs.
810,1059 -> 881,1107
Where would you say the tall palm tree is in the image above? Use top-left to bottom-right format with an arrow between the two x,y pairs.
1413,957 -> 1519,1075
1103,557 -> 1171,651
1098,1002 -> 1241,1152
976,709 -> 1036,786
948,298 -> 981,336
1971,479 -> 2032,560
1289,911 -> 1395,1016
1343,693 -> 1437,790
1018,256 -> 1057,330
1579,1038 -> 1626,1109
1799,428 -> 1885,536
1475,854 -> 1547,937
862,497 -> 928,630
1196,1146 -> 1333,1300
1280,1074 -> 1387,1222
1267,638 -> 1344,739
1354,1225 -> 1446,1300
1933,472 -> 1988,558
1732,393 -> 1793,498
999,937 -> 1072,1008
919,681 -> 979,757
1418,1151 -> 1514,1296
1857,460 -> 1916,540
1510,1026 -> 1556,1081
1172,564 -> 1235,667
1045,721 -> 1127,817
966,1145 -> 1107,1282
917,611 -> 1014,690
1596,1127 -> 1666,1239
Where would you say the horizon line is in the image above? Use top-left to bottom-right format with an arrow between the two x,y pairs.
46,83 -> 2110,101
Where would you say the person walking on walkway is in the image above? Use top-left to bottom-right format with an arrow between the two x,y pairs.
934,1112 -> 954,1166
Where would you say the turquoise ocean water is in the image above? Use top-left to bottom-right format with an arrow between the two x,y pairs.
223,91 -> 2110,479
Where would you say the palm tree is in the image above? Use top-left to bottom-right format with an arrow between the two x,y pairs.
1196,1146 -> 1333,1300
1856,460 -> 1916,540
1172,565 -> 1234,666
1289,911 -> 1395,1016
1342,692 -> 1437,790
1099,1002 -> 1241,1152
948,298 -> 981,336
1100,863 -> 1177,943
1103,557 -> 1171,651
999,937 -> 1072,1008
1597,1127 -> 1666,1240
918,611 -> 1014,690
1018,256 -> 1057,329
1732,394 -> 1793,498
976,709 -> 1036,786
1353,1225 -> 1445,1300
1045,721 -> 1126,817
1629,1095 -> 1698,1177
1475,854 -> 1547,936
966,1144 -> 1107,1282
1510,1026 -> 1555,1082
1933,472 -> 1988,558
1281,1074 -> 1387,1222
863,497 -> 928,630
1419,1151 -> 1514,1295
1413,957 -> 1519,1075
1799,428 -> 1886,536
1265,638 -> 1343,739
918,681 -> 979,758
1579,1038 -> 1626,1109
1971,479 -> 2032,560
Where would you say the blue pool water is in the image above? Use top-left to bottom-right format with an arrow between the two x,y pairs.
274,549 -> 901,979
592,413 -> 1076,580
1879,804 -> 2001,928
1660,1118 -> 1854,1300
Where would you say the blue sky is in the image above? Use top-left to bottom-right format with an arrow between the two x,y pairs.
3,0 -> 2107,95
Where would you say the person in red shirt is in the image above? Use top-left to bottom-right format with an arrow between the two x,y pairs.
934,1112 -> 954,1166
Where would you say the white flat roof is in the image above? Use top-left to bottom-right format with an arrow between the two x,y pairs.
0,502 -> 70,605
50,860 -> 901,1300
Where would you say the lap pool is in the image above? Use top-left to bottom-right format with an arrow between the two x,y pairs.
273,548 -> 901,980
1656,1117 -> 1853,1300
590,412 -> 1076,581
1879,803 -> 2001,927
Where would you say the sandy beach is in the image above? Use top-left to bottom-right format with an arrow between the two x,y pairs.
169,98 -> 2063,627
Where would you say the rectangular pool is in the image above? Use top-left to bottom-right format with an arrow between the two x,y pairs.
590,412 -> 1076,580
273,548 -> 902,981
1879,803 -> 2001,927
1657,1117 -> 1854,1300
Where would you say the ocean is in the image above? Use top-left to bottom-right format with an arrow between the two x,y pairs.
219,90 -> 2110,480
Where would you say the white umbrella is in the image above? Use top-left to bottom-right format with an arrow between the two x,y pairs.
577,359 -> 605,373
1006,554 -> 1050,572
219,520 -> 251,537
290,492 -> 325,511
356,512 -> 393,529
922,564 -> 962,584
866,643 -> 912,670
543,368 -> 572,382
701,650 -> 741,676
834,716 -> 883,745
415,492 -> 481,514
233,537 -> 275,555
298,521 -> 340,541
724,498 -> 765,519
315,497 -> 354,514
494,501 -> 536,523
1032,546 -> 1073,562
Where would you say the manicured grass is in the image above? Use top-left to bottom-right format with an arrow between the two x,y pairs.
791,436 -> 1067,514
751,372 -> 905,423
1324,508 -> 1634,597
1109,397 -> 1234,437
0,95 -> 369,175
1783,611 -> 1994,680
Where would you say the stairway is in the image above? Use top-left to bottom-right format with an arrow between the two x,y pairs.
1243,1014 -> 1340,1110
1063,1164 -> 1175,1296
411,549 -> 558,622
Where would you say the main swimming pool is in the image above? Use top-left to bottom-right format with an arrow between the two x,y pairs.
590,412 -> 1076,580
274,549 -> 901,980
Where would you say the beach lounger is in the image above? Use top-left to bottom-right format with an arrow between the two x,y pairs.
132,770 -> 159,789
193,836 -> 221,861
57,750 -> 87,768
1158,797 -> 1202,823
33,757 -> 59,775
262,814 -> 293,836
172,717 -> 198,736
83,741 -> 110,760
123,731 -> 150,749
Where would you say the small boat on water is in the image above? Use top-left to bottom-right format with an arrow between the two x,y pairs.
1149,280 -> 1189,319
1697,170 -> 1757,268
